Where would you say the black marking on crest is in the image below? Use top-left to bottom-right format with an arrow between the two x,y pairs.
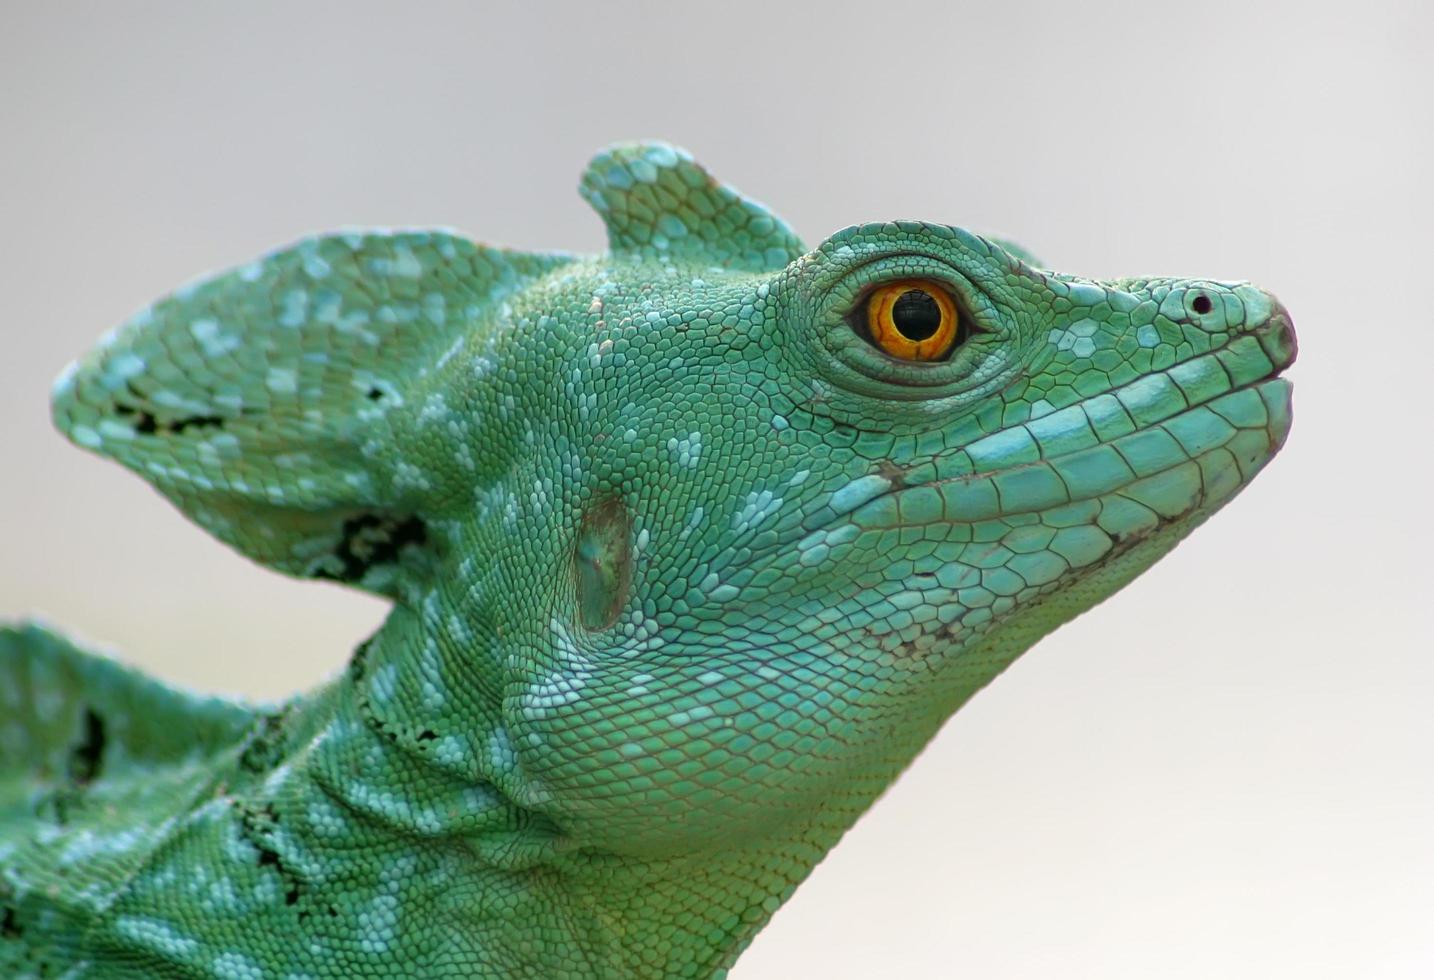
348,638 -> 446,754
67,708 -> 106,787
234,799 -> 304,910
348,638 -> 373,684
239,706 -> 292,775
312,514 -> 428,584
114,401 -> 228,435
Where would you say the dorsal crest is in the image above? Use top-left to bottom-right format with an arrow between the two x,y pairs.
579,141 -> 806,273
51,230 -> 572,599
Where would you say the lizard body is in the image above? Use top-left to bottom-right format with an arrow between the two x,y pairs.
1,142 -> 1295,978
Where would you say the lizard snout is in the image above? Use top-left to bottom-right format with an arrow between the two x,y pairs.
1258,296 -> 1298,374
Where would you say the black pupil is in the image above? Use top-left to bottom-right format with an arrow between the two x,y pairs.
1192,294 -> 1213,314
890,289 -> 943,341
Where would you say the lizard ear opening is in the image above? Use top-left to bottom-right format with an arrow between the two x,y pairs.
579,141 -> 807,273
53,230 -> 571,600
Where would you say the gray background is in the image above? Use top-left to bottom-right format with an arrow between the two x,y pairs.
2,2 -> 1430,976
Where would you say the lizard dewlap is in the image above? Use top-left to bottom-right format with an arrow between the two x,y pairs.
2,140 -> 1294,979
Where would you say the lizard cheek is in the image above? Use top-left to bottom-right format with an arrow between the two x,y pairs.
574,496 -> 634,632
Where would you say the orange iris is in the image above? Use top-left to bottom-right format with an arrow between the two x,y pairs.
865,280 -> 960,361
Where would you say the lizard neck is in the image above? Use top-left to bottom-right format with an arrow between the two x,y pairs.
276,576 -> 1107,978
275,609 -> 852,977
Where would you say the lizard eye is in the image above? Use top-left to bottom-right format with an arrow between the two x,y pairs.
862,280 -> 963,362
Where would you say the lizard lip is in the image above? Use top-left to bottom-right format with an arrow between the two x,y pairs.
822,324 -> 1296,533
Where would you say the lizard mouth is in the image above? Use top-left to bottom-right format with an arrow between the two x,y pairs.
828,304 -> 1297,534
791,306 -> 1297,662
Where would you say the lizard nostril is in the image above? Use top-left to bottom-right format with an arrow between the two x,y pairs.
1191,294 -> 1213,315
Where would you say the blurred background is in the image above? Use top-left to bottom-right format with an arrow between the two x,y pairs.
1,2 -> 1429,976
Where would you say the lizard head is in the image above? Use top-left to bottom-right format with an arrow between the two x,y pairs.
54,142 -> 1294,864
476,147 -> 1295,856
